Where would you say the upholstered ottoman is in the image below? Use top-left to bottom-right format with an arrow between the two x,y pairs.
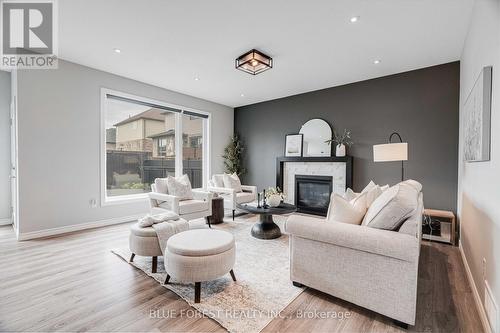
129,219 -> 188,273
164,229 -> 236,303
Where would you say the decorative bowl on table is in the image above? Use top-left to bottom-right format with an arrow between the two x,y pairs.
267,194 -> 282,207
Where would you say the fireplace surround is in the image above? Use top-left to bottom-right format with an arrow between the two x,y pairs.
276,156 -> 353,216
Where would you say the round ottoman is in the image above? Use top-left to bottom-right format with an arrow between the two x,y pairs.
164,229 -> 236,303
129,223 -> 163,273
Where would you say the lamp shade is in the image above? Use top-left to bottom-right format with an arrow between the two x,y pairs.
373,142 -> 408,162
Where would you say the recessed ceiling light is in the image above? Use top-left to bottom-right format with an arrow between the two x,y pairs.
194,77 -> 200,81
373,59 -> 381,64
350,16 -> 359,23
240,93 -> 245,97
113,48 -> 121,53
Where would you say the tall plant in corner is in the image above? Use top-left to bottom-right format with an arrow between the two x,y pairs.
223,134 -> 246,176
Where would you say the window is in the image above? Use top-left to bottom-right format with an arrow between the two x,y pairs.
190,135 -> 202,148
182,113 -> 205,188
102,89 -> 209,203
157,138 -> 167,157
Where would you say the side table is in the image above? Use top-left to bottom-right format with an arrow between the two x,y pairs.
210,196 -> 224,224
422,208 -> 456,245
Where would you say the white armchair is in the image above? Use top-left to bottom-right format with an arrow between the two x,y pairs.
148,182 -> 213,227
207,175 -> 257,220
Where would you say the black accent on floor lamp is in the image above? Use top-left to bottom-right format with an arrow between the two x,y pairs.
388,132 -> 405,182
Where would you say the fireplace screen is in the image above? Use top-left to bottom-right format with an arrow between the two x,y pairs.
294,175 -> 333,216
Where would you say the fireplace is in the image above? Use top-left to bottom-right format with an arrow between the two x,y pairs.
294,175 -> 333,216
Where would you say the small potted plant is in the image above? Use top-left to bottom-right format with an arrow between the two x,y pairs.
265,187 -> 285,207
326,129 -> 353,157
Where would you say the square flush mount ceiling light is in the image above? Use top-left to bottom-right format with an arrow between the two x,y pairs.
235,49 -> 273,75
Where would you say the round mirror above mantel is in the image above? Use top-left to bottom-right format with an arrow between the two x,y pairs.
299,118 -> 332,156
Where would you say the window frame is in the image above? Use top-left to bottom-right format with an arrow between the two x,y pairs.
100,88 -> 210,206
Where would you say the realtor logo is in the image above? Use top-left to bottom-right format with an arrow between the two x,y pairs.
1,0 -> 58,69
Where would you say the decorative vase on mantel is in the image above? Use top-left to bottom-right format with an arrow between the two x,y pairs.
325,129 -> 352,157
336,144 -> 346,157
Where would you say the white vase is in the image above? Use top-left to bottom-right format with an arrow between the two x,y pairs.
336,144 -> 346,157
267,194 -> 281,207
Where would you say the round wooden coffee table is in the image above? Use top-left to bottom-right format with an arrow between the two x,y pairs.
236,203 -> 296,239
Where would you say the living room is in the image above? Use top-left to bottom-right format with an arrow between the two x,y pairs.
0,0 -> 498,332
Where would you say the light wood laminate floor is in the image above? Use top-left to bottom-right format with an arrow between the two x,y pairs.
0,218 -> 483,333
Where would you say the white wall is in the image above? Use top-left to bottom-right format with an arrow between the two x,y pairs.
16,60 -> 233,235
458,0 -> 500,329
0,70 -> 11,225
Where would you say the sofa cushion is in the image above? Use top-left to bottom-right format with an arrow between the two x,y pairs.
177,199 -> 208,215
212,174 -> 225,188
285,214 -> 420,263
154,178 -> 169,194
223,173 -> 242,192
167,229 -> 235,256
399,192 -> 424,236
235,192 -> 255,204
362,183 -> 419,230
326,193 -> 367,225
166,174 -> 193,200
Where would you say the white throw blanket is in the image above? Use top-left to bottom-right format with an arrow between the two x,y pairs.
138,212 -> 189,256
152,220 -> 189,256
138,212 -> 179,227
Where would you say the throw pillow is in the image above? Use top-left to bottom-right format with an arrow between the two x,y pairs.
360,181 -> 383,207
223,173 -> 243,192
402,179 -> 422,192
166,174 -> 193,200
361,180 -> 377,193
212,174 -> 224,188
154,178 -> 169,194
362,183 -> 419,230
380,184 -> 390,191
326,193 -> 367,225
343,188 -> 359,201
343,181 -> 383,209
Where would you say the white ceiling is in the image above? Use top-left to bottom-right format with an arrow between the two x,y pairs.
59,0 -> 474,108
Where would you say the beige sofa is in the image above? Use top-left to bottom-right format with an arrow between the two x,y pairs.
285,192 -> 423,326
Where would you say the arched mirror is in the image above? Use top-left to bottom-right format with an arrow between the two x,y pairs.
299,119 -> 332,156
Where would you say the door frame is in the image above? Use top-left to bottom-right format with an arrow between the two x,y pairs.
10,70 -> 19,238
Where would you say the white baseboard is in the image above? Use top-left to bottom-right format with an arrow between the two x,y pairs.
17,214 -> 143,241
459,240 -> 492,333
0,217 -> 12,226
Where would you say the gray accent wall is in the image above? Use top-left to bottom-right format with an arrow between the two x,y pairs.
235,62 -> 459,212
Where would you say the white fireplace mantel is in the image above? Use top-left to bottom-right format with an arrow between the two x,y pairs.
276,156 -> 353,205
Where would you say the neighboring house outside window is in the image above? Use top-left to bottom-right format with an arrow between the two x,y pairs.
190,135 -> 202,148
149,130 -> 176,158
103,91 -> 209,201
157,138 -> 167,157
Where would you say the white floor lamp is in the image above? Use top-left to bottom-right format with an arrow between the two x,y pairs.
373,132 -> 408,182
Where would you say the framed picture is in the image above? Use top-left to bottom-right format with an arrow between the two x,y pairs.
285,134 -> 303,157
464,66 -> 492,162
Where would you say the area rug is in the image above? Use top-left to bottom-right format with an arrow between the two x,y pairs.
112,214 -> 304,333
